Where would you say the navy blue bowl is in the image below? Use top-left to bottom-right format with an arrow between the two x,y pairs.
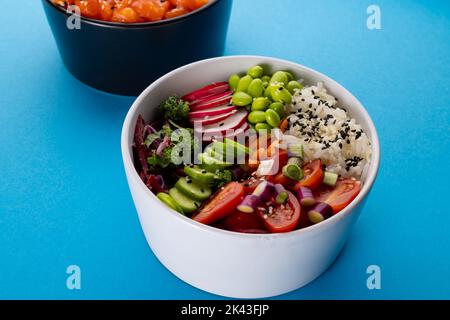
42,0 -> 233,96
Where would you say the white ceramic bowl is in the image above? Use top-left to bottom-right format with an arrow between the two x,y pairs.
121,56 -> 380,298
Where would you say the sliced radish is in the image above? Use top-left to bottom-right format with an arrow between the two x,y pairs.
190,91 -> 233,111
182,82 -> 229,103
189,110 -> 237,126
203,122 -> 249,142
189,105 -> 237,119
195,110 -> 248,135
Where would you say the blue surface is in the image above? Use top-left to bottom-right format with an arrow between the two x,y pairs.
1,0 -> 449,300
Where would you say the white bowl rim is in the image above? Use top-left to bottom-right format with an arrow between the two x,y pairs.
121,55 -> 381,240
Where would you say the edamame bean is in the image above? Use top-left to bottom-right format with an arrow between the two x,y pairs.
255,123 -> 273,132
247,79 -> 264,98
261,75 -> 271,83
262,81 -> 269,89
232,92 -> 253,106
228,74 -> 240,91
284,71 -> 295,82
236,75 -> 253,92
287,80 -> 303,94
271,85 -> 293,104
270,71 -> 289,86
252,97 -> 270,111
248,111 -> 267,124
247,65 -> 264,78
269,102 -> 286,118
265,109 -> 281,128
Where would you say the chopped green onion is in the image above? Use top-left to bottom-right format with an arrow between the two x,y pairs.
287,144 -> 304,158
323,171 -> 339,186
282,164 -> 304,181
287,157 -> 303,166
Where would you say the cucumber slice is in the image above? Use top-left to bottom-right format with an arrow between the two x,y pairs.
184,165 -> 216,186
157,193 -> 184,214
198,153 -> 233,172
176,177 -> 212,201
169,188 -> 201,214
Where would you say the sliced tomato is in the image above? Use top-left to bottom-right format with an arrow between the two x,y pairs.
316,178 -> 361,214
193,182 -> 244,225
268,172 -> 297,189
258,191 -> 301,233
293,159 -> 324,191
221,211 -> 268,234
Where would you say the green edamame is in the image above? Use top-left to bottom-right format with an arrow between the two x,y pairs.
265,109 -> 281,128
287,80 -> 303,94
247,65 -> 264,78
270,71 -> 289,86
269,102 -> 286,118
255,123 -> 272,132
252,97 -> 270,111
261,75 -> 271,83
228,74 -> 240,91
248,111 -> 267,124
247,79 -> 264,98
236,75 -> 253,92
232,92 -> 253,106
271,85 -> 293,104
284,71 -> 295,82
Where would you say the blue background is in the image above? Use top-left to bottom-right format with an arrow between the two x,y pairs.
1,0 -> 449,299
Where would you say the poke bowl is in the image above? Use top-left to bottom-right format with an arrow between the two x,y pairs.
121,55 -> 380,298
42,0 -> 233,96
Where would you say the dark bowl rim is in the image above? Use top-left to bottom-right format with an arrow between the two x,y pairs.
44,0 -> 222,28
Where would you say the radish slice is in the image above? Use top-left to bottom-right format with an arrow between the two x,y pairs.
189,110 -> 237,126
190,91 -> 233,111
189,105 -> 237,119
182,82 -> 229,102
195,110 -> 248,135
203,122 -> 249,142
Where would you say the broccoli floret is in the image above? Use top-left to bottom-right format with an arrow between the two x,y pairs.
214,170 -> 233,188
160,96 -> 190,123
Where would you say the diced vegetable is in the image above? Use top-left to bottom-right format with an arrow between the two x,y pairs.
296,186 -> 316,206
237,195 -> 261,213
323,171 -> 339,187
282,163 -> 304,181
253,181 -> 275,202
274,184 -> 289,204
287,144 -> 304,159
307,202 -> 333,224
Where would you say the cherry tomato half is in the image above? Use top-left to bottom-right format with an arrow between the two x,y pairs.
258,191 -> 301,233
316,178 -> 361,214
221,211 -> 268,234
193,182 -> 244,225
293,159 -> 324,191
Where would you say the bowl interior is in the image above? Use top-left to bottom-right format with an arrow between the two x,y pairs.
122,55 -> 380,235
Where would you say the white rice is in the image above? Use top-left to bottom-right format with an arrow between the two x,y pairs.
285,82 -> 371,178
